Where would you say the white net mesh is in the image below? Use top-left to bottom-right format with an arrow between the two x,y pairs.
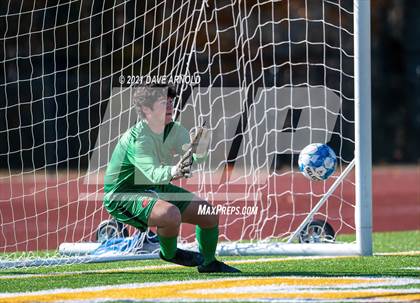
177,0 -> 356,246
0,0 -> 358,267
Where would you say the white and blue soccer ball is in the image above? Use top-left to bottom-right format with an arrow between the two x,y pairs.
298,143 -> 337,181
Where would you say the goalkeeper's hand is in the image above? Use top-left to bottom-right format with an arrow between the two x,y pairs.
182,125 -> 211,157
170,149 -> 193,180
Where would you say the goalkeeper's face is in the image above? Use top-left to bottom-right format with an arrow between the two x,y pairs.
150,96 -> 174,126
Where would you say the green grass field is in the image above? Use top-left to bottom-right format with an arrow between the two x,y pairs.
0,230 -> 419,302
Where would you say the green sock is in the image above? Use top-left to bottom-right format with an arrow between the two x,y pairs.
158,235 -> 177,259
196,225 -> 218,266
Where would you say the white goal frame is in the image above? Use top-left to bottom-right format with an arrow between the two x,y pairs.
216,0 -> 372,257
0,0 -> 372,269
353,0 -> 373,257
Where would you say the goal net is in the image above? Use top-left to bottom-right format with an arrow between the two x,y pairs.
0,0 -> 371,268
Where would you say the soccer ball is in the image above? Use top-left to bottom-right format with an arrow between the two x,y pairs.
298,143 -> 337,181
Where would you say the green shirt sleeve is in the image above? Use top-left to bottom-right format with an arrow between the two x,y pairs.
127,136 -> 173,185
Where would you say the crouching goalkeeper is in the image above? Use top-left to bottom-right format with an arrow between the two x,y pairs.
103,85 -> 240,273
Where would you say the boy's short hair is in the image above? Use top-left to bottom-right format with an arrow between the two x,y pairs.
132,84 -> 177,119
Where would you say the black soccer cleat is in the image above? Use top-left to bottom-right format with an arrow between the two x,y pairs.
159,248 -> 204,267
198,260 -> 241,273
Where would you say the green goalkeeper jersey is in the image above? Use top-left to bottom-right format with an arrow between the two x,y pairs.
104,121 -> 190,196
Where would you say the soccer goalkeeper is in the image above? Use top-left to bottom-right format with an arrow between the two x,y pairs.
103,85 -> 240,273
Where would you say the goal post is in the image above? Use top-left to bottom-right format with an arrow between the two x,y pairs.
0,0 -> 372,269
354,0 -> 373,256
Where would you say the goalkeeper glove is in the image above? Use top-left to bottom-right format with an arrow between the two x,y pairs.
182,125 -> 211,157
171,149 -> 193,180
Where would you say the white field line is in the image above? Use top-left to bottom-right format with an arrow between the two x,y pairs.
30,289 -> 420,303
50,296 -> 420,303
1,276 -> 420,298
375,251 -> 420,256
186,284 -> 420,294
186,287 -> 420,294
0,252 -> 419,280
